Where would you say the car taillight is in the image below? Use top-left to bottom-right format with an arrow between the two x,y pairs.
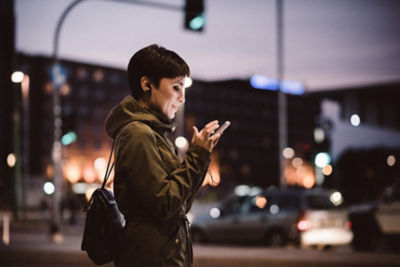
297,211 -> 311,231
345,220 -> 351,230
297,220 -> 311,231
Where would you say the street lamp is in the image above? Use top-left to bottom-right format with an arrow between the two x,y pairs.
11,71 -> 24,83
10,71 -> 25,219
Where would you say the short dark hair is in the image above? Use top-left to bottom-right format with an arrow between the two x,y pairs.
127,44 -> 190,99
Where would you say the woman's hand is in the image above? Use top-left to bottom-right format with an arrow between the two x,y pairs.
191,120 -> 221,152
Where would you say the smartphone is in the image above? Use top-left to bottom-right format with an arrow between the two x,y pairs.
213,121 -> 231,136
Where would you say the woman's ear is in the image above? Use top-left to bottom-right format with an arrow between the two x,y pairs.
140,76 -> 152,93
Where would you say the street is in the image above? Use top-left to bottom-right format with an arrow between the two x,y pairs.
1,221 -> 400,267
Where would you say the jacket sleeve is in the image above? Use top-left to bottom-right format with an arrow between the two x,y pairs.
117,123 -> 210,221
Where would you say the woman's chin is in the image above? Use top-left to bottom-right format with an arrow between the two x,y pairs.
167,111 -> 178,120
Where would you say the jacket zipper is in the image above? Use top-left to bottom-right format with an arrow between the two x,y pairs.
183,215 -> 193,267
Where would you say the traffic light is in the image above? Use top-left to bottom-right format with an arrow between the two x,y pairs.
61,131 -> 77,146
184,0 -> 205,32
61,112 -> 77,146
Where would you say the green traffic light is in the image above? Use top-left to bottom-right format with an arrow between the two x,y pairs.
189,15 -> 205,30
61,131 -> 77,146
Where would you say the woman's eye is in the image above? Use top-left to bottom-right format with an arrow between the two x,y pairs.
173,86 -> 180,91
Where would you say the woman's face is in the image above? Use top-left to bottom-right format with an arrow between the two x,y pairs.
148,76 -> 186,120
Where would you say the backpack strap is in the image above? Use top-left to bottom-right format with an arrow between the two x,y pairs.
101,141 -> 115,190
101,121 -> 138,189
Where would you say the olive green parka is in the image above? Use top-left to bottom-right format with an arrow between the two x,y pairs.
105,96 -> 210,267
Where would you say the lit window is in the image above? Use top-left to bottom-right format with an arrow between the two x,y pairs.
93,69 -> 104,82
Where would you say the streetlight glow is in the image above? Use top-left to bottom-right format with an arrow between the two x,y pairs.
11,71 -> 24,83
44,182 -> 55,195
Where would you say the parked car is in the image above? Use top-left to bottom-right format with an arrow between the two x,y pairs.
190,187 -> 353,248
349,181 -> 400,252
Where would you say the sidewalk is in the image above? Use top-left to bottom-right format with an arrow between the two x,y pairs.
1,219 -> 84,250
0,218 -> 114,266
2,219 -> 400,267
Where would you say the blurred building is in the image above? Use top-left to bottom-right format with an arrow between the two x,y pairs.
16,53 -> 130,175
311,85 -> 400,203
312,85 -> 400,160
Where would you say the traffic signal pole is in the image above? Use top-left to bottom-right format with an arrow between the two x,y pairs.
50,0 -> 85,242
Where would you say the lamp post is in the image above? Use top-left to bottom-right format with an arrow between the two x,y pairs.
11,71 -> 23,220
276,0 -> 287,187
20,74 -> 30,220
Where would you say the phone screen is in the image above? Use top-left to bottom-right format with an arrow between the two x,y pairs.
213,121 -> 231,136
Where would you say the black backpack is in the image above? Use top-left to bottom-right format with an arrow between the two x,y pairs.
81,142 -> 125,265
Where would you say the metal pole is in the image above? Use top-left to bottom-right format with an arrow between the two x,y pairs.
276,0 -> 287,187
51,0 -> 86,242
21,75 -> 30,219
12,82 -> 22,220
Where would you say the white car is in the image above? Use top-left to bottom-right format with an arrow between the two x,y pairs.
297,189 -> 353,248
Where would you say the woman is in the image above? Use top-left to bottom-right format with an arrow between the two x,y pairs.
105,44 -> 223,267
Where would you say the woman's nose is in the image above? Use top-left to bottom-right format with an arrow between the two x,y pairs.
178,90 -> 185,103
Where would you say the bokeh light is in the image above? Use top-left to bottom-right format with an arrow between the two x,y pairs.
292,157 -> 303,168
282,147 -> 295,159
11,71 -> 24,83
254,196 -> 267,209
322,164 -> 333,176
350,114 -> 360,126
7,153 -> 16,168
387,155 -> 396,167
209,207 -> 220,219
315,152 -> 331,168
175,136 -> 188,149
43,182 -> 55,195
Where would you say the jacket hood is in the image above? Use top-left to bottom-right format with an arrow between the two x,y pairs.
105,95 -> 176,139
